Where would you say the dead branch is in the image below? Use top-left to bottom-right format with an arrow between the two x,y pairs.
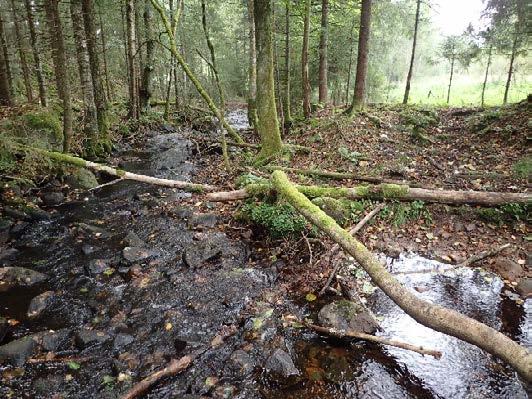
120,355 -> 192,399
303,321 -> 442,358
458,243 -> 511,268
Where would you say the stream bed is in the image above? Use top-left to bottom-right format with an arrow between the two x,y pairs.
0,113 -> 530,398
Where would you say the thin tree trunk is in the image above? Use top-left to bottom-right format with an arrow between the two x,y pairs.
283,0 -> 292,126
254,0 -> 283,160
10,0 -> 34,103
0,13 -> 11,106
140,0 -> 155,111
44,0 -> 73,153
70,0 -> 99,154
318,0 -> 328,104
446,54 -> 454,104
403,0 -> 420,105
350,0 -> 372,113
481,43 -> 492,108
271,170 -> 532,381
201,0 -> 225,110
503,30 -> 518,105
345,16 -> 356,104
98,9 -> 112,101
301,0 -> 311,119
272,3 -> 285,133
247,0 -> 258,129
82,0 -> 109,146
24,0 -> 46,107
126,0 -> 140,119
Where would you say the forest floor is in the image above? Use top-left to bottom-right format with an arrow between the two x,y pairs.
0,102 -> 530,398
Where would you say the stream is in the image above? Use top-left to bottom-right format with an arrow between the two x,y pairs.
0,110 -> 530,398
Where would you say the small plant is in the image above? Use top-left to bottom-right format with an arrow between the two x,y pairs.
235,173 -> 267,188
380,200 -> 432,226
513,157 -> 531,179
338,146 -> 364,164
240,201 -> 307,238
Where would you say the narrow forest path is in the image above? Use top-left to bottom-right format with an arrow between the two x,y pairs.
0,111 -> 529,398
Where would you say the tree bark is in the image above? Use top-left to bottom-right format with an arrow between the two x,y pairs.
253,0 -> 283,160
140,0 -> 155,112
345,15 -> 356,104
247,0 -> 258,129
126,0 -> 140,119
207,181 -> 531,206
271,170 -> 532,381
10,0 -> 34,103
350,0 -> 372,113
301,0 -> 311,119
446,54 -> 454,104
318,0 -> 329,104
44,0 -> 73,153
24,0 -> 47,107
70,0 -> 99,154
283,0 -> 292,126
503,30 -> 518,105
0,12 -> 11,106
81,0 -> 109,146
403,0 -> 421,105
481,43 -> 492,108
98,7 -> 112,102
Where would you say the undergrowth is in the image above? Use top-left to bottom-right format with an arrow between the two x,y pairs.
239,201 -> 307,239
477,203 -> 529,225
380,200 -> 432,227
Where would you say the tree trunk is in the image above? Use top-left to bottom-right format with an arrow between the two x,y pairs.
81,0 -> 109,146
201,0 -> 225,110
350,0 -> 372,113
403,0 -> 420,105
503,30 -> 518,105
126,0 -> 140,119
301,0 -> 311,119
44,0 -> 72,153
283,0 -> 292,126
0,13 -> 11,106
318,0 -> 328,104
149,0 -> 243,144
24,0 -> 46,107
10,0 -> 34,103
272,3 -> 285,133
70,0 -> 99,154
446,54 -> 454,104
271,170 -> 531,381
345,16 -> 356,104
481,43 -> 492,108
247,0 -> 258,129
254,0 -> 283,160
98,8 -> 112,101
207,181 -> 532,207
164,0 -> 176,121
140,0 -> 155,112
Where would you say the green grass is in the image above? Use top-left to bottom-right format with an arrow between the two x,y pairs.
513,157 -> 532,179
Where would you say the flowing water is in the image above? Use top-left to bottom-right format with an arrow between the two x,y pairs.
0,110 -> 530,398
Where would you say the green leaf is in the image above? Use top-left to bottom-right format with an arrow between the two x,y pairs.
102,375 -> 115,385
67,361 -> 81,370
305,293 -> 317,302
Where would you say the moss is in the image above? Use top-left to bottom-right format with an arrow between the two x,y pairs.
116,169 -> 126,177
239,200 -> 307,238
312,197 -> 352,226
379,184 -> 409,199
513,157 -> 531,179
298,185 -> 349,199
354,185 -> 370,197
21,109 -> 62,141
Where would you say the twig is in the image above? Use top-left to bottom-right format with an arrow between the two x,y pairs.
120,355 -> 192,399
303,321 -> 442,359
303,233 -> 313,266
27,356 -> 91,364
458,243 -> 511,268
88,179 -> 123,191
319,203 -> 385,296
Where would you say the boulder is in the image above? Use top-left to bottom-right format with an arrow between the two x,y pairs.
0,267 -> 47,291
491,259 -> 523,282
122,247 -> 153,263
318,300 -> 379,334
64,168 -> 98,189
516,278 -> 532,298
0,336 -> 37,366
41,192 -> 64,206
188,213 -> 219,229
265,349 -> 299,377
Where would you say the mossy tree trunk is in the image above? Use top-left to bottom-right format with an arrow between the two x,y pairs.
0,14 -> 11,106
44,0 -> 73,153
301,0 -> 311,119
271,170 -> 532,381
254,0 -> 283,160
149,0 -> 243,144
283,0 -> 292,127
318,0 -> 329,104
24,0 -> 47,107
10,0 -> 34,103
140,0 -> 155,112
349,0 -> 372,114
403,0 -> 420,105
71,0 -> 99,155
247,0 -> 258,130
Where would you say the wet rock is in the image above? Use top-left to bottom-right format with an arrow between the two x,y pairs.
265,349 -> 299,377
4,206 -> 29,221
516,278 -> 532,298
64,168 -> 98,189
0,248 -> 18,263
0,218 -> 12,244
76,223 -> 110,238
124,231 -> 145,247
183,240 -> 222,268
75,329 -> 111,348
0,317 -> 8,343
41,191 -> 64,206
492,259 -> 523,281
228,350 -> 255,377
87,259 -> 111,274
183,233 -> 247,269
123,246 -> 154,263
9,221 -> 29,237
0,267 -> 47,291
39,329 -> 72,352
113,333 -> 134,350
27,291 -> 56,319
32,374 -> 64,397
188,213 -> 219,229
318,300 -> 379,334
0,336 -> 37,366
81,244 -> 97,255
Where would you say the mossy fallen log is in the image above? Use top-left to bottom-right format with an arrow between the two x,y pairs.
20,146 -> 216,193
206,181 -> 531,206
271,170 -> 532,381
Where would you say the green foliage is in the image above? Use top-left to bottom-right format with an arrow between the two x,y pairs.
478,203 -> 529,224
512,157 -> 531,179
380,200 -> 432,227
235,173 -> 267,188
338,146 -> 364,164
240,201 -> 307,239
466,108 -> 502,132
20,110 -> 62,140
398,106 -> 439,129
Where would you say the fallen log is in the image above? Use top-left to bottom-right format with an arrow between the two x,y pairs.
271,170 -> 532,380
303,321 -> 442,358
19,147 -> 217,193
207,181 -> 531,206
